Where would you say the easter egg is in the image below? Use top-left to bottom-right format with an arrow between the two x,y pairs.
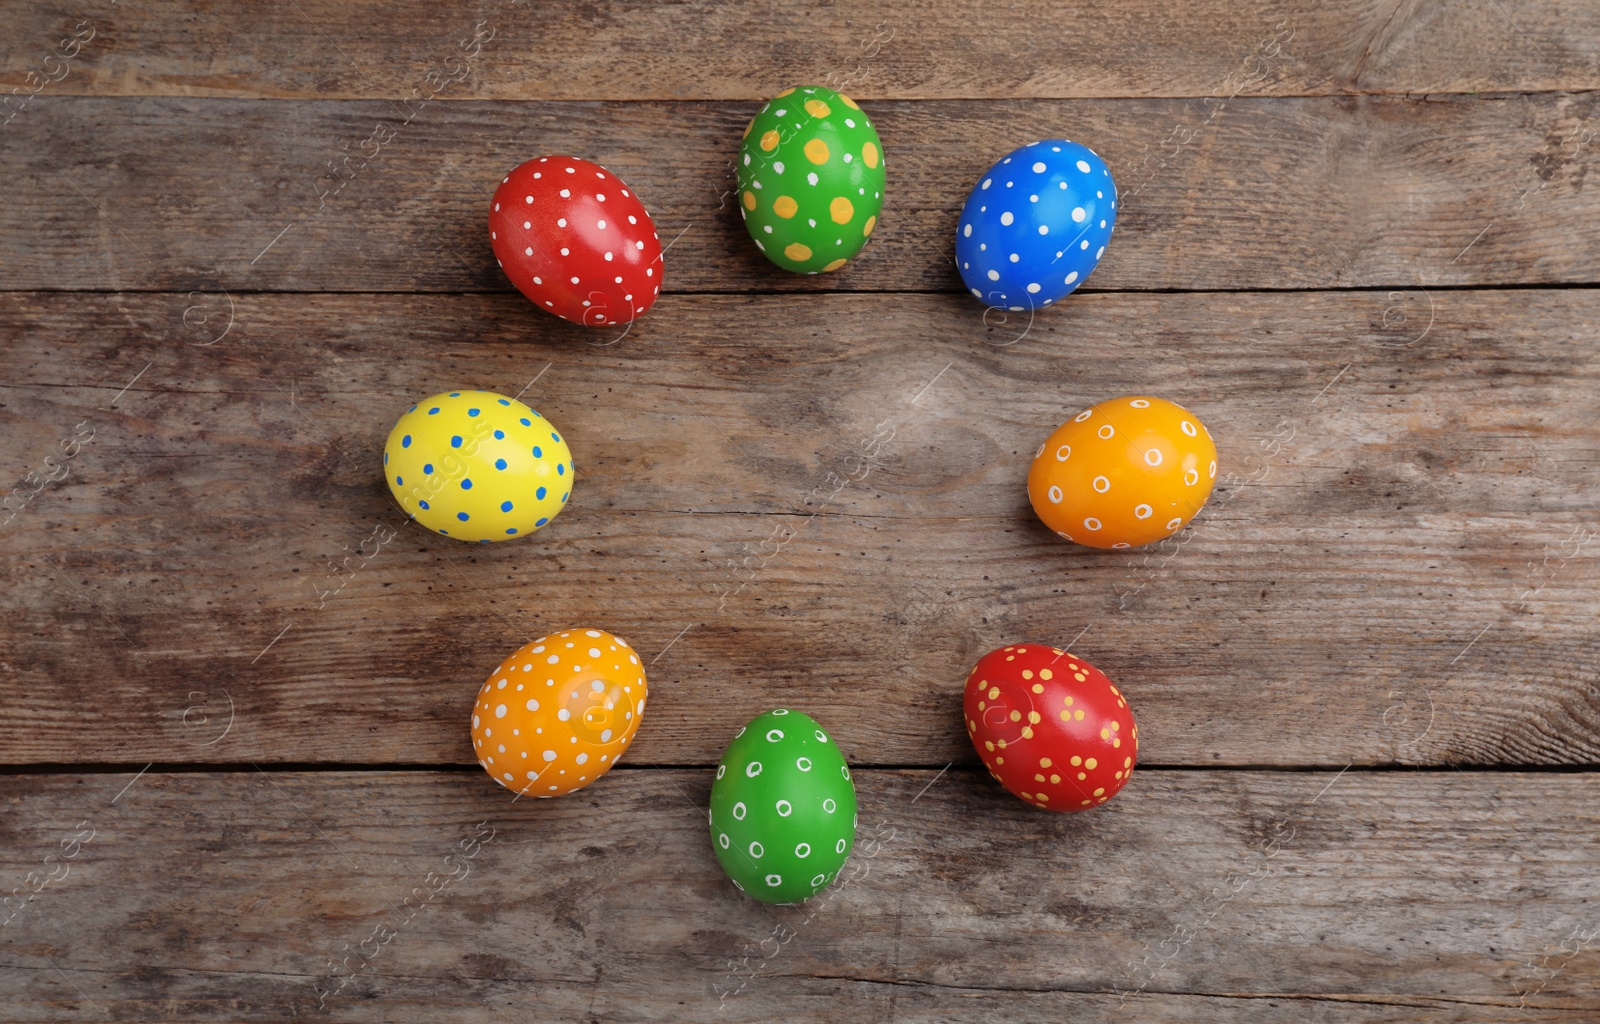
736,86 -> 884,274
1028,395 -> 1217,549
469,628 -> 647,797
489,156 -> 663,326
709,709 -> 856,903
964,643 -> 1138,812
383,389 -> 574,543
956,140 -> 1116,310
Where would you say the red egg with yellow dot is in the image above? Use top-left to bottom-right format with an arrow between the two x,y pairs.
963,642 -> 1138,812
1028,395 -> 1217,549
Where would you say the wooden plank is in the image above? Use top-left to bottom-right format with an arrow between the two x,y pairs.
0,768 -> 1595,1020
3,0 -> 1598,101
3,94 -> 1600,293
1,289 -> 1595,767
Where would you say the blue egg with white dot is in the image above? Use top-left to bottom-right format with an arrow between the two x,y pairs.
955,139 -> 1116,311
383,389 -> 575,543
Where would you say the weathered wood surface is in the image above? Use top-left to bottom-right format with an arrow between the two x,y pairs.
3,93 -> 1600,293
1,769 -> 1597,1022
2,289 -> 1595,767
4,0 -> 1600,100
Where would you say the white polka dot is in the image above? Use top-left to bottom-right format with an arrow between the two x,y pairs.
1167,517 -> 1184,530
1072,207 -> 1086,222
1026,282 -> 1041,293
1048,485 -> 1063,504
1065,271 -> 1079,284
987,269 -> 1000,281
1038,225 -> 1049,235
542,750 -> 557,761
1000,211 -> 1014,226
525,698 -> 539,711
1145,449 -> 1164,466
1032,161 -> 1046,173
982,178 -> 992,190
1082,240 -> 1091,250
597,220 -> 607,229
1135,503 -> 1153,519
494,704 -> 507,718
1084,517 -> 1103,531
560,189 -> 570,198
1093,475 -> 1110,492
1077,160 -> 1092,172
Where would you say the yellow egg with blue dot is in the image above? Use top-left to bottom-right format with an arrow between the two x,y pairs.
382,390 -> 573,542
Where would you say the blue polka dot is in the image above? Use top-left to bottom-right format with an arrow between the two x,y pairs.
468,408 -> 480,417
551,432 -> 560,442
419,500 -> 430,510
401,434 -> 411,448
493,429 -> 505,440
479,538 -> 491,544
498,399 -> 511,406
428,407 -> 440,415
439,528 -> 448,534
409,404 -> 417,412
451,436 -> 463,448
519,417 -> 531,426
506,527 -> 518,534
461,478 -> 473,490
533,446 -> 543,458
457,512 -> 470,521
536,517 -> 549,527
423,463 -> 433,474
495,458 -> 507,470
536,486 -> 547,499
450,392 -> 461,397
383,452 -> 388,465
557,463 -> 565,476
395,476 -> 403,485
500,500 -> 513,512
561,491 -> 569,502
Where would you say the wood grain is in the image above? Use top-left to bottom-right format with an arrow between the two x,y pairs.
3,93 -> 1599,293
3,0 -> 1598,100
0,768 -> 1596,1021
1,289 -> 1595,767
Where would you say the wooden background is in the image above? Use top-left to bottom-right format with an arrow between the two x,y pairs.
2,1 -> 1598,1020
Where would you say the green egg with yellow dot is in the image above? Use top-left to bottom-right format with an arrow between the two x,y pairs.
736,85 -> 884,274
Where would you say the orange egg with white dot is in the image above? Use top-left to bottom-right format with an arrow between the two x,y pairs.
963,643 -> 1138,812
469,628 -> 647,798
1028,395 -> 1217,549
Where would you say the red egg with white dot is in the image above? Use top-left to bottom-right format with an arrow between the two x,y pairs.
489,156 -> 663,326
963,642 -> 1138,812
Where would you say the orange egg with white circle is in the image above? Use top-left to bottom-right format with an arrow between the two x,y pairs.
1028,396 -> 1217,549
469,628 -> 647,798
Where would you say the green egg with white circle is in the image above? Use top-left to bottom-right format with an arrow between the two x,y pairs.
736,85 -> 885,274
709,709 -> 857,903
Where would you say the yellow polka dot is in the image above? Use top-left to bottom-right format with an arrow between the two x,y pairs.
1028,711 -> 1041,724
1078,772 -> 1087,781
1031,683 -> 1044,694
1113,738 -> 1122,748
776,87 -> 796,97
862,141 -> 879,168
984,741 -> 994,752
1034,773 -> 1046,783
1085,758 -> 1098,770
829,196 -> 854,224
822,258 -> 848,272
840,93 -> 860,110
743,119 -> 754,139
1081,799 -> 1092,806
1009,710 -> 1022,722
996,738 -> 1007,749
1100,728 -> 1111,740
863,215 -> 877,237
1063,695 -> 1074,706
1050,774 -> 1061,784
1070,756 -> 1082,766
1021,670 -> 1034,680
742,191 -> 756,211
1074,710 -> 1085,721
1040,757 -> 1052,768
773,195 -> 798,219
804,138 -> 830,164
760,130 -> 780,152
1039,668 -> 1053,680
804,98 -> 831,118
1037,793 -> 1049,802
1021,726 -> 1034,739
995,755 -> 1004,764
1059,710 -> 1071,721
988,687 -> 1000,699
1112,721 -> 1121,731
